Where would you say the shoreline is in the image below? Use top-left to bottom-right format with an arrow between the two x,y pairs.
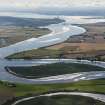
11,91 -> 105,105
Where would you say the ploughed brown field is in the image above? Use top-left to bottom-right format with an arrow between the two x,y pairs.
0,86 -> 14,105
46,22 -> 105,59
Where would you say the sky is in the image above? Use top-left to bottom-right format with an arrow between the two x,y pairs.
0,0 -> 105,10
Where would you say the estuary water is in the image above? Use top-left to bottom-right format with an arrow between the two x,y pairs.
0,13 -> 105,84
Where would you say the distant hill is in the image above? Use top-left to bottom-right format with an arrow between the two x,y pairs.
0,16 -> 64,27
36,7 -> 105,16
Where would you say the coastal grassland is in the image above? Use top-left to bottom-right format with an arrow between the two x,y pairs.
2,79 -> 105,105
15,95 -> 105,105
2,79 -> 105,97
0,16 -> 64,48
6,63 -> 105,79
6,49 -> 62,59
0,27 -> 51,48
6,43 -> 105,61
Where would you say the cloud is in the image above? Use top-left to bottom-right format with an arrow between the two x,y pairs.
0,0 -> 105,11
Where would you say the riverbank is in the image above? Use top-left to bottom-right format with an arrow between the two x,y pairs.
47,22 -> 105,60
12,94 -> 105,105
0,27 -> 51,48
6,62 -> 105,79
1,16 -> 105,105
6,22 -> 105,60
0,16 -> 65,48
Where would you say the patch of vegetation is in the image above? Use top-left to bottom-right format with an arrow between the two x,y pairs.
1,79 -> 105,97
7,63 -> 105,79
6,49 -> 63,59
0,27 -> 51,48
7,47 -> 105,62
2,79 -> 105,105
16,95 -> 105,105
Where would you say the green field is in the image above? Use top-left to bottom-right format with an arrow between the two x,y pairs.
7,63 -> 105,79
16,95 -> 105,105
2,79 -> 105,105
6,48 -> 105,61
6,49 -> 62,59
1,79 -> 105,97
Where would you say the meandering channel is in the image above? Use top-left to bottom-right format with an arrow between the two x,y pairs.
0,14 -> 105,105
0,15 -> 105,84
12,92 -> 105,105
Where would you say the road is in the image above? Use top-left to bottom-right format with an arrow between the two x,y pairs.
12,92 -> 105,105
